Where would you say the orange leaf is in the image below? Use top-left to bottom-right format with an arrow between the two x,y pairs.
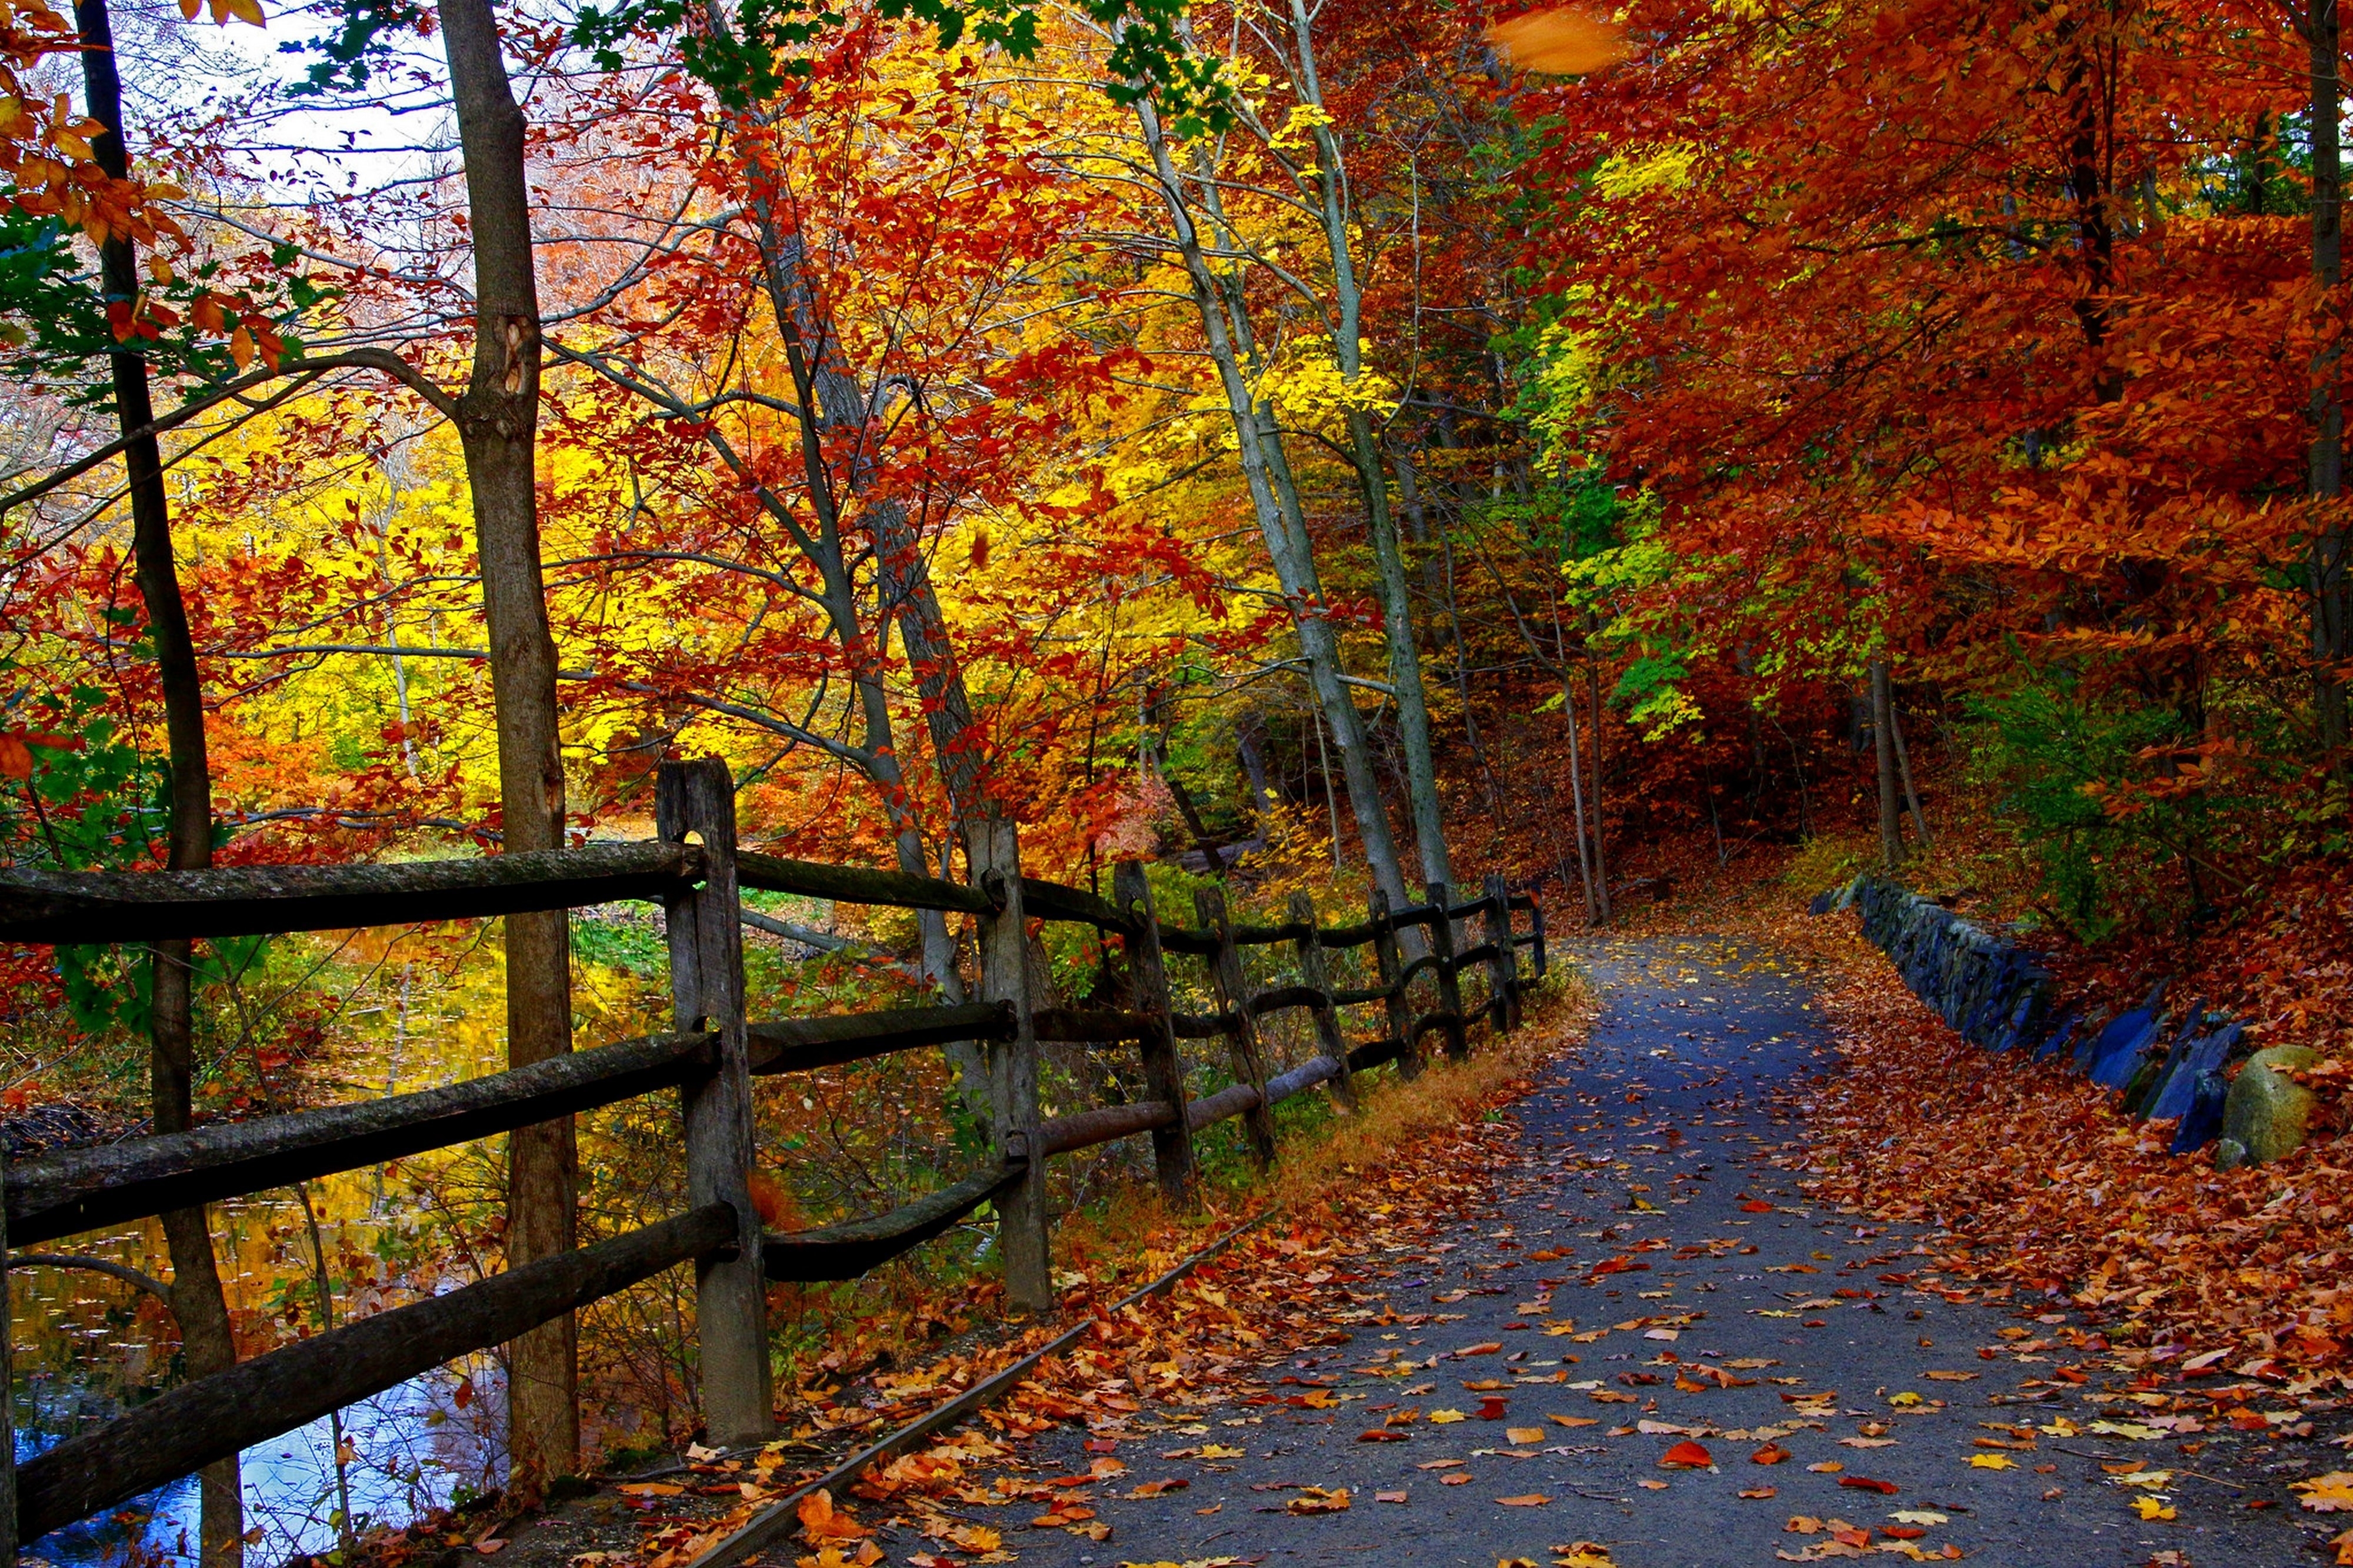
796,1490 -> 871,1543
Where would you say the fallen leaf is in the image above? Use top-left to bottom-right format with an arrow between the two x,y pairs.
2134,1496 -> 2177,1521
1430,1409 -> 1468,1424
1287,1486 -> 1352,1516
2298,1472 -> 2353,1512
1507,1427 -> 1548,1445
1497,1493 -> 1553,1507
1969,1455 -> 2017,1472
1125,1479 -> 1189,1499
1752,1444 -> 1792,1465
797,1490 -> 872,1544
1808,1462 -> 1844,1474
1443,1472 -> 1474,1486
1637,1479 -> 1670,1490
1739,1486 -> 1779,1499
1549,1415 -> 1601,1429
1376,1489 -> 1409,1504
1839,1476 -> 1900,1494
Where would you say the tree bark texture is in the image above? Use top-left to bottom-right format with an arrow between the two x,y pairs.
1871,660 -> 1904,870
438,0 -> 577,1482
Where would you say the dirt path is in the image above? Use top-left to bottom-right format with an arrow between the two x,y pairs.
923,936 -> 2320,1568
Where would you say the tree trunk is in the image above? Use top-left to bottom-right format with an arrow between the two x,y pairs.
1585,645 -> 1612,924
1272,0 -> 1449,886
1135,98 -> 1412,910
438,0 -> 576,1484
72,4 -> 242,1557
2312,0 -> 2350,765
1871,660 -> 1904,871
1888,693 -> 1933,853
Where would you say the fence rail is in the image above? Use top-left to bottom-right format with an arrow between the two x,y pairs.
0,761 -> 1547,1561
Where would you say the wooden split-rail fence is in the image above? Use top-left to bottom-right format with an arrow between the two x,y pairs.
0,759 -> 1544,1562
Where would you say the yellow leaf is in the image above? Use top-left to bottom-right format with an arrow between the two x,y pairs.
1428,1409 -> 1467,1424
2133,1496 -> 2177,1521
1968,1454 -> 2016,1470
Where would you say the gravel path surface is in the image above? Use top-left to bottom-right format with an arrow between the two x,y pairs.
934,936 -> 2324,1568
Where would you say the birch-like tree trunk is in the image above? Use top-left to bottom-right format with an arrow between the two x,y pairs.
1132,98 -> 1413,910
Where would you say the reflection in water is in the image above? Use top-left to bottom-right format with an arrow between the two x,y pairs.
10,923 -> 668,1566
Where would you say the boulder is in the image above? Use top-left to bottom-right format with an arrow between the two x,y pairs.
2218,1045 -> 2321,1167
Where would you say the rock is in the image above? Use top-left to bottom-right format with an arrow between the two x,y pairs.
2218,1045 -> 2321,1166
2214,1137 -> 2249,1171
2148,1025 -> 2240,1123
2172,1068 -> 2230,1155
2087,1009 -> 2160,1089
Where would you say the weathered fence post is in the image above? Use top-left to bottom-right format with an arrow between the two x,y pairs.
2,1162 -> 15,1568
1370,888 -> 1419,1079
1484,874 -> 1520,1033
974,815 -> 1052,1313
1114,862 -> 1195,1208
1288,890 -> 1359,1112
1194,886 -> 1277,1168
1527,895 -> 1548,979
1427,880 -> 1469,1061
658,759 -> 775,1446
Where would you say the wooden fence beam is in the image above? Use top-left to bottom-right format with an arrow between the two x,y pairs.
974,817 -> 1051,1313
1371,889 -> 1421,1080
15,1206 -> 735,1548
660,760 -> 773,1446
1114,862 -> 1195,1208
0,842 -> 700,946
1288,890 -> 1358,1112
748,1002 -> 1014,1075
1426,881 -> 1470,1062
1194,887 -> 1277,1169
735,851 -> 990,914
762,1165 -> 1026,1281
6,1031 -> 711,1247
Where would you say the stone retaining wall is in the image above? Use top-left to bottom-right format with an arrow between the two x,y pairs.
1819,874 -> 2284,1163
1819,874 -> 2058,1051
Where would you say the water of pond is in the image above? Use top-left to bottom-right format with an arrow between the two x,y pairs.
10,922 -> 671,1568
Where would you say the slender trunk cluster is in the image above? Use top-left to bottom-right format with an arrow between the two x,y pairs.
1130,98 -> 1416,911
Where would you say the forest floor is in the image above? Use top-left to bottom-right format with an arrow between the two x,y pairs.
868,935 -> 2338,1568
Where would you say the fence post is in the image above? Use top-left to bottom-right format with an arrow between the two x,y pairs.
2,1163 -> 15,1568
974,815 -> 1052,1313
1427,880 -> 1469,1062
1528,895 -> 1548,979
1288,890 -> 1359,1112
1371,889 -> 1420,1079
1194,887 -> 1277,1168
1113,862 -> 1197,1207
1484,873 -> 1520,1033
658,759 -> 775,1446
